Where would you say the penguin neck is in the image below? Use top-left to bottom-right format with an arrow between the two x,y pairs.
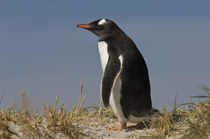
98,29 -> 121,42
98,29 -> 129,43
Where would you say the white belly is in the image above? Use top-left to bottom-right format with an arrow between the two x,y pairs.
98,41 -> 109,72
109,55 -> 127,122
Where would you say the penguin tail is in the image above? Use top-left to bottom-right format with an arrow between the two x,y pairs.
150,108 -> 164,117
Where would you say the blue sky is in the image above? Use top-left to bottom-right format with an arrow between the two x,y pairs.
0,1 -> 210,110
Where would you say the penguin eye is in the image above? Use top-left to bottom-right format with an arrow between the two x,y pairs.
97,25 -> 102,29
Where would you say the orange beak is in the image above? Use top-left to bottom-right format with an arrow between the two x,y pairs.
77,24 -> 91,29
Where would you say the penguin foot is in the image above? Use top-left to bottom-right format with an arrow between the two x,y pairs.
107,122 -> 126,130
107,126 -> 122,130
127,122 -> 146,129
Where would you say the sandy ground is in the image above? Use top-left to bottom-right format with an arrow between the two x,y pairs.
78,122 -> 154,139
78,121 -> 184,139
7,118 -> 183,139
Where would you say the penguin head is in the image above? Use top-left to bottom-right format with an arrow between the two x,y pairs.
77,19 -> 119,39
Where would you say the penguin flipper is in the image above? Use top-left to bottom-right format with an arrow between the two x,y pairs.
101,57 -> 121,107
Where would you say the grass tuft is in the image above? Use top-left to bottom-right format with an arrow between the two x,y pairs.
149,85 -> 210,139
43,96 -> 82,138
182,85 -> 210,139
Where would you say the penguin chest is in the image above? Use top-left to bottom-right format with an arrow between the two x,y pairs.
98,41 -> 109,72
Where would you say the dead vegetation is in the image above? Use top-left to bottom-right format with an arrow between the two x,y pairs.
149,85 -> 210,139
0,83 -> 209,139
0,81 -> 116,138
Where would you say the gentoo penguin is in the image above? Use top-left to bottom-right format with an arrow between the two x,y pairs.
77,19 -> 158,130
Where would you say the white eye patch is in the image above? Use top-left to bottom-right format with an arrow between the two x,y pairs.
98,19 -> 106,25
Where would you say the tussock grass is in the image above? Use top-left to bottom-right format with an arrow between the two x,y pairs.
0,80 -> 116,138
0,108 -> 43,138
149,85 -> 210,139
182,85 -> 210,139
43,96 -> 82,138
0,82 -> 86,138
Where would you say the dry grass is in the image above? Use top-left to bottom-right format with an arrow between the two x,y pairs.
0,83 -> 209,139
0,80 -> 116,138
149,85 -> 210,139
0,82 -> 86,138
181,85 -> 210,139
